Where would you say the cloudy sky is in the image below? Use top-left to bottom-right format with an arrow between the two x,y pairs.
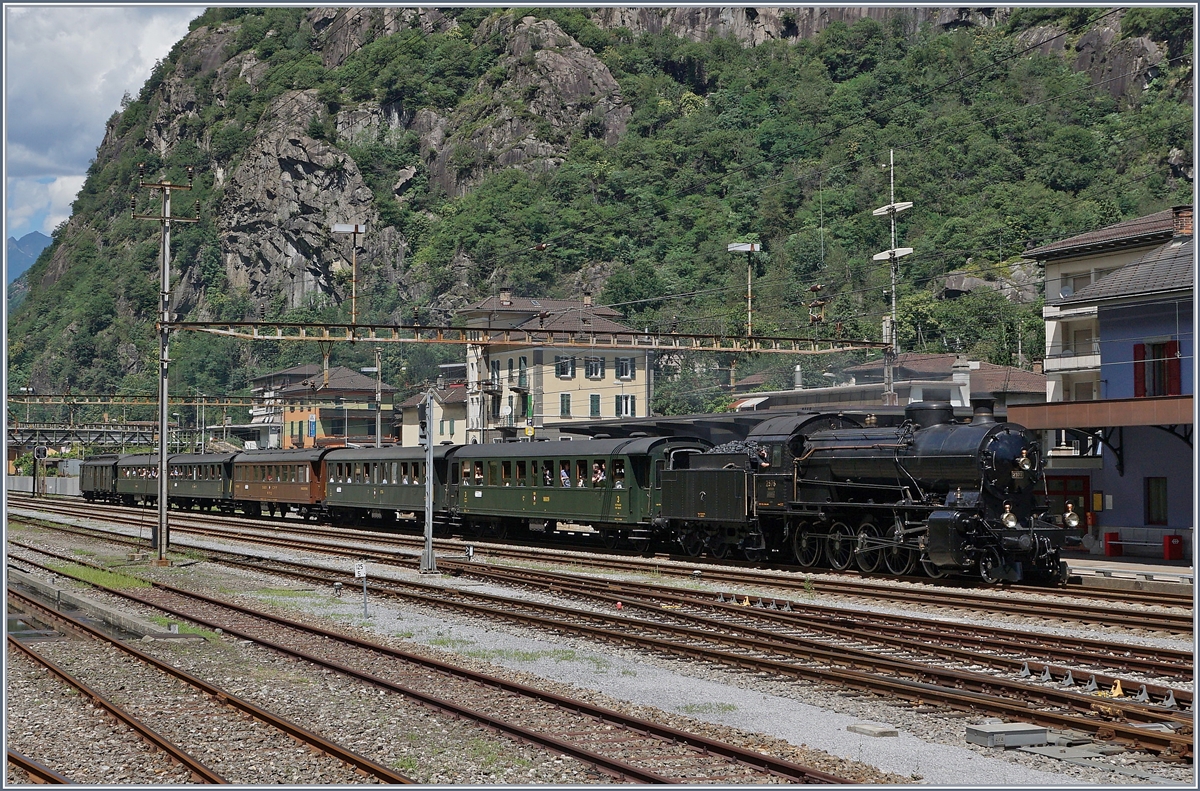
5,5 -> 202,240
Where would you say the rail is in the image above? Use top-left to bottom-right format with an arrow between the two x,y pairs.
6,750 -> 75,785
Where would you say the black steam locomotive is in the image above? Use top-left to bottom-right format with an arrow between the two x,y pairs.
660,399 -> 1083,584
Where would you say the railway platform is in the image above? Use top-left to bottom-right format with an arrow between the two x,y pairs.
1064,551 -> 1194,595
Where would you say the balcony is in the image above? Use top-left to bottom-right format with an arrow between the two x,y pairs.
480,378 -> 502,395
1043,347 -> 1100,374
508,372 -> 530,392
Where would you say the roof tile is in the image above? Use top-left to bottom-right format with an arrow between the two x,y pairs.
1025,209 -> 1177,259
1054,236 -> 1194,306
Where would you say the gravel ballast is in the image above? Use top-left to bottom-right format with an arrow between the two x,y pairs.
7,513 -> 1195,785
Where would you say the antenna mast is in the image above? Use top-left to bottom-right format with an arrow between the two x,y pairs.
872,149 -> 913,407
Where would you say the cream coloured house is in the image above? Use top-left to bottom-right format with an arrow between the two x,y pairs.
459,290 -> 653,443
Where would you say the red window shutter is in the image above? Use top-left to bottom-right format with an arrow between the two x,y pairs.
1133,343 -> 1146,398
1166,340 -> 1181,395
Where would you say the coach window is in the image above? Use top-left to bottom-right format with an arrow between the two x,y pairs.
516,461 -> 527,485
575,459 -> 587,489
487,461 -> 498,486
451,462 -> 461,485
413,462 -> 423,485
474,461 -> 484,485
655,459 -> 665,488
613,459 -> 625,488
559,461 -> 571,487
542,460 -> 554,487
501,461 -> 512,486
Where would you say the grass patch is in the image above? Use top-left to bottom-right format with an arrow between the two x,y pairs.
255,588 -> 311,597
465,738 -> 508,767
429,636 -> 474,650
70,548 -> 96,557
391,756 -> 419,774
392,631 -> 415,639
46,562 -> 150,589
463,647 -> 612,671
147,616 -> 223,643
678,702 -> 737,715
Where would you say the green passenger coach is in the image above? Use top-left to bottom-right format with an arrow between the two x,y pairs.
448,437 -> 708,548
323,445 -> 455,524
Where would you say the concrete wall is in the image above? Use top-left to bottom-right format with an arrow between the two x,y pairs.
1099,298 -> 1193,399
7,476 -> 80,496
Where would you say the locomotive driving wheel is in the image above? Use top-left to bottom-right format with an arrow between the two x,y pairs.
920,554 -> 946,578
854,521 -> 882,573
793,528 -> 822,568
882,524 -> 917,576
824,521 -> 855,570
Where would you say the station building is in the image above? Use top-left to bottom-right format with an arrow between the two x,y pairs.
1015,206 -> 1194,559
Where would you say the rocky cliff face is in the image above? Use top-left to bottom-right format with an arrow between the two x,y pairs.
592,6 -> 1007,45
418,14 -> 630,197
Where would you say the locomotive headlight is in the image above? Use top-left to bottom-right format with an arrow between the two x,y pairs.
1001,504 -> 1019,529
1063,501 -> 1081,528
1018,449 -> 1033,471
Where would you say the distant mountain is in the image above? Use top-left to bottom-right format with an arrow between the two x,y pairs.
6,231 -> 51,283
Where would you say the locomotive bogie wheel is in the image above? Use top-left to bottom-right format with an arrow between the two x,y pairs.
824,521 -> 855,570
854,522 -> 883,573
793,528 -> 823,568
882,524 -> 918,576
979,549 -> 1005,584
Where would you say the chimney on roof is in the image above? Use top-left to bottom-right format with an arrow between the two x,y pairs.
1032,359 -> 1043,375
499,287 -> 512,306
1172,205 -> 1193,237
582,291 -> 593,307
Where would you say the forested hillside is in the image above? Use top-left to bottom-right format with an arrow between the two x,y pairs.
7,6 -> 1192,417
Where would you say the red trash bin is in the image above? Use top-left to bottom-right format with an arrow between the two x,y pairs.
1163,534 -> 1184,561
1103,531 -> 1122,557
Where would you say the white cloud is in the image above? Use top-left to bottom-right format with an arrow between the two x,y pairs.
5,175 -> 84,236
4,6 -> 200,237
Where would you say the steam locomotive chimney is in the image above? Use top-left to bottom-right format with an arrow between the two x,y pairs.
970,395 -> 997,425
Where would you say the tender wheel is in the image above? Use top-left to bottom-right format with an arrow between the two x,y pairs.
793,528 -> 822,568
979,549 -> 1005,584
854,521 -> 882,573
882,524 -> 917,576
628,536 -> 651,554
709,540 -> 730,560
920,555 -> 946,578
824,521 -> 854,571
680,530 -> 704,557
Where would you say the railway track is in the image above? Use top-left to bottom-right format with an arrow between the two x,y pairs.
443,562 -> 1195,695
6,750 -> 75,785
12,494 -> 1192,609
8,550 -> 852,784
6,631 -> 228,783
7,588 -> 414,785
11,541 -> 1193,763
10,500 -> 1193,635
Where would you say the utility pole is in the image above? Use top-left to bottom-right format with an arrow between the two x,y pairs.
361,348 -> 383,447
872,150 -> 913,407
133,163 -> 199,565
727,242 -> 761,337
418,390 -> 437,573
332,223 -> 366,329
